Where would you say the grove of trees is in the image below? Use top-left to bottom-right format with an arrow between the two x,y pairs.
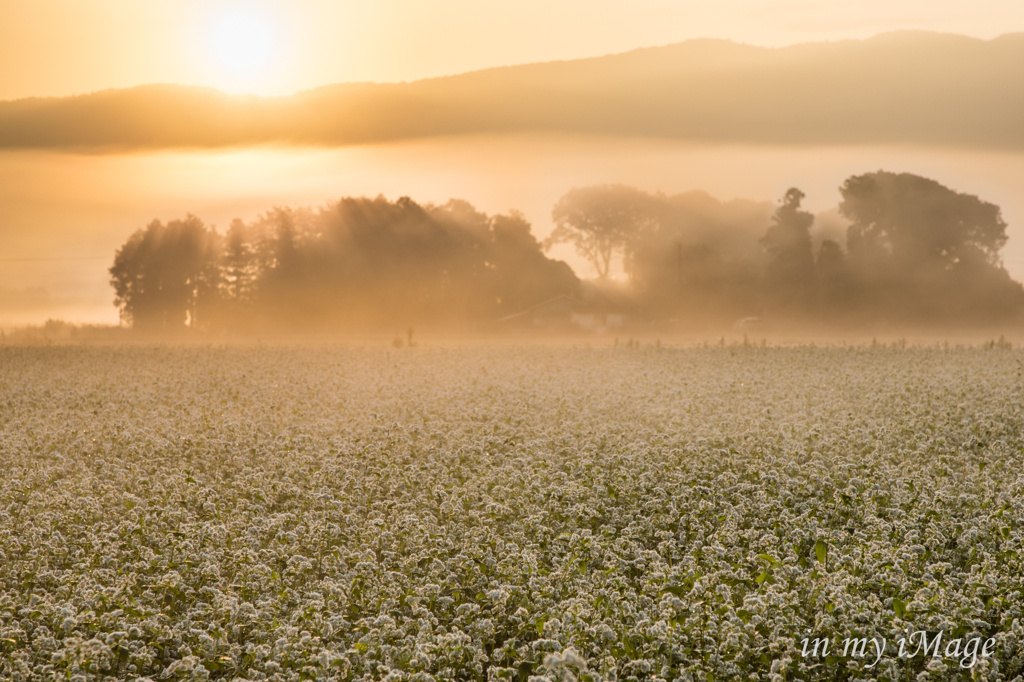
544,172 -> 1024,327
110,171 -> 1024,333
110,196 -> 578,333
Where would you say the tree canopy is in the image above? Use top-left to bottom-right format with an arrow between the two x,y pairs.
109,173 -> 1024,334
840,171 -> 1008,268
109,216 -> 220,332
546,184 -> 655,279
110,197 -> 579,332
548,174 -> 1022,326
839,171 -> 1021,321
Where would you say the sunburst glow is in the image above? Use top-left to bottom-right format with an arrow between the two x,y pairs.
204,6 -> 279,92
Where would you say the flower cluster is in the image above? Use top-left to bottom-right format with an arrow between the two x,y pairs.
0,343 -> 1022,681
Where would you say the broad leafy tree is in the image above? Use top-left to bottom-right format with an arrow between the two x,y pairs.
839,171 -> 1022,321
840,171 -> 1008,269
109,216 -> 221,331
546,185 -> 655,279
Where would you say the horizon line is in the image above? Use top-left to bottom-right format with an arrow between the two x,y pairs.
4,29 -> 1022,104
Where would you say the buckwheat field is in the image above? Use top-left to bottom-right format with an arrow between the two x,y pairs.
2,344 -> 1023,682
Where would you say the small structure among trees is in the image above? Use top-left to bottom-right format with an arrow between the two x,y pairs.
493,294 -> 628,334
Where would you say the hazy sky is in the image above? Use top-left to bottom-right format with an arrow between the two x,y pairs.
2,0 -> 1023,99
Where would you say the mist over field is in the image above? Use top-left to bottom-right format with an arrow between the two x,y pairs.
3,138 -> 1024,335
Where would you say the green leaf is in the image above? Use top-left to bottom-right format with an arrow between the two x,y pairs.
814,539 -> 827,565
755,571 -> 769,584
990,503 -> 1009,519
893,597 -> 906,619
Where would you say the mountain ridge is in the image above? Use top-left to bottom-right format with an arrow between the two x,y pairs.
2,31 -> 1023,150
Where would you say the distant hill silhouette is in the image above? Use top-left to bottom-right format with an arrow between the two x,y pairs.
2,31 -> 1023,149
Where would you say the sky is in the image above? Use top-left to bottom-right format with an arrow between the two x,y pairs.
2,0 -> 1024,99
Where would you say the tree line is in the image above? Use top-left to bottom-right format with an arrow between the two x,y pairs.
110,171 -> 1024,333
547,171 -> 1023,326
110,197 -> 578,333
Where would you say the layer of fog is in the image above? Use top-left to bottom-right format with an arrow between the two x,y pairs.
2,133 -> 1023,326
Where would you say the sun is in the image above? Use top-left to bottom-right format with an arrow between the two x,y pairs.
204,6 -> 280,92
